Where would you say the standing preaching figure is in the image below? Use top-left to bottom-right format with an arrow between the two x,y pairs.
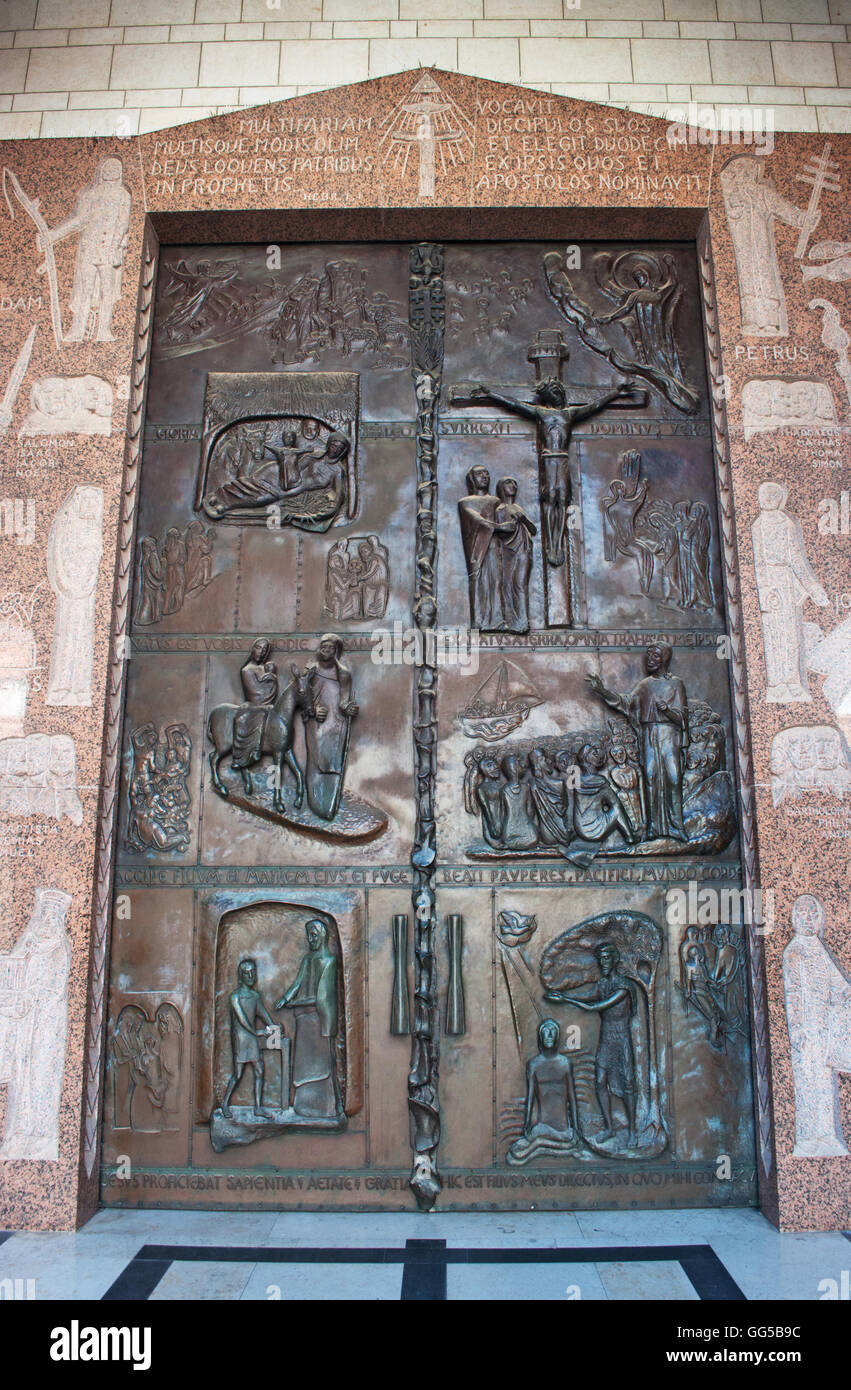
587,644 -> 689,842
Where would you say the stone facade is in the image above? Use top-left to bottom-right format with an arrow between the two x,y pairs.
0,2 -> 848,138
0,67 -> 847,1231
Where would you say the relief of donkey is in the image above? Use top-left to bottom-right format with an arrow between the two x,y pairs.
207,664 -> 314,813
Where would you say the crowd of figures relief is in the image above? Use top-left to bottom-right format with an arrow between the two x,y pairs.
465,645 -> 735,863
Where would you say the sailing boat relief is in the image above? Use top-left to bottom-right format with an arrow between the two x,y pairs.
459,660 -> 544,742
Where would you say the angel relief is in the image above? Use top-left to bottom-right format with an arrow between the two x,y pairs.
157,257 -> 240,343
543,247 -> 699,414
197,371 -> 359,532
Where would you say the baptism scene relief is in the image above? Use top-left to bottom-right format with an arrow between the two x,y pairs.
101,237 -> 756,1211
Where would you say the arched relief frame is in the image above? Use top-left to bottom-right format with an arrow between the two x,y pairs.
83,200 -> 772,1218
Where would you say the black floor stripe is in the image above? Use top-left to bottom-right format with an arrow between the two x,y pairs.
401,1239 -> 447,1300
102,1257 -> 172,1301
677,1248 -> 746,1300
106,1239 -> 745,1301
0,1233 -> 11,1249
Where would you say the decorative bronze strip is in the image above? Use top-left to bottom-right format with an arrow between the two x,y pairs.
698,220 -> 775,1191
407,243 -> 444,1211
81,228 -> 159,1181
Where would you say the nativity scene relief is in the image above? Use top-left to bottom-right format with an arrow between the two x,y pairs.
198,371 -> 359,531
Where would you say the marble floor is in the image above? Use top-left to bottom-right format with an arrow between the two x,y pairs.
1,1208 -> 849,1300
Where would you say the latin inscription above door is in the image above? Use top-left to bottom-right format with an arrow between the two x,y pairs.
101,239 -> 757,1212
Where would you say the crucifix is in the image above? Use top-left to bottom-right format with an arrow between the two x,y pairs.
449,328 -> 647,627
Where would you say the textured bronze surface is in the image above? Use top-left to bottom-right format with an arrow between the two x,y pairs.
101,238 -> 757,1212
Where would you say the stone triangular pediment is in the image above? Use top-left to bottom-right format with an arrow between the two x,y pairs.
142,67 -> 711,216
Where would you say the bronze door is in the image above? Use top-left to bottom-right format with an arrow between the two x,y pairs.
100,239 -> 757,1211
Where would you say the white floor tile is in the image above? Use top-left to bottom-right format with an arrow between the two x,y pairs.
83,1208 -> 279,1246
708,1231 -> 851,1301
239,1261 -> 402,1300
447,1260 -> 607,1301
0,1251 -> 136,1301
597,1259 -> 700,1300
572,1206 -> 768,1246
1,1231 -> 144,1264
149,1260 -> 256,1300
264,1209 -> 584,1248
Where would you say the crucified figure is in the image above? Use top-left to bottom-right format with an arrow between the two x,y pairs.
451,375 -> 636,570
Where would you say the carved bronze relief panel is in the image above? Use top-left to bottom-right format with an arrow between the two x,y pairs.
101,239 -> 756,1211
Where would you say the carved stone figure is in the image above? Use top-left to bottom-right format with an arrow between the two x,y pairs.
808,297 -> 851,415
742,379 -> 837,440
751,481 -> 828,703
0,587 -> 39,739
803,616 -> 851,749
126,723 -> 191,854
20,375 -> 112,436
0,732 -> 83,824
275,919 -> 342,1120
380,72 -> 472,200
783,895 -> 851,1158
0,887 -> 71,1161
587,644 -> 689,842
770,724 -> 851,806
0,324 -> 36,431
506,1018 -> 580,1165
45,484 -> 103,707
720,155 -> 812,338
36,157 -> 131,343
111,1001 -> 184,1131
221,958 -> 277,1120
802,239 -> 851,285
